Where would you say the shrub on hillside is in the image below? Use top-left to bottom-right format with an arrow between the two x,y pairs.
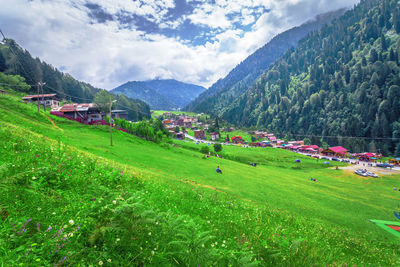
214,143 -> 222,153
200,146 -> 209,154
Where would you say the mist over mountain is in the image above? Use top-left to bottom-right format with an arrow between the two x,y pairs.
112,79 -> 206,110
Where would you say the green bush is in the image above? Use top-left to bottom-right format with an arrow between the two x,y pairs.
200,146 -> 209,154
214,143 -> 222,153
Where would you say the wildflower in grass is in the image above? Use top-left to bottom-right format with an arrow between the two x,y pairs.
98,261 -> 103,266
93,198 -> 96,201
148,232 -> 151,236
35,155 -> 39,157
112,200 -> 117,204
69,219 -> 74,225
68,233 -> 73,237
107,259 -> 111,263
46,226 -> 52,232
116,238 -> 120,242
32,176 -> 36,180
37,223 -> 40,232
52,212 -> 56,215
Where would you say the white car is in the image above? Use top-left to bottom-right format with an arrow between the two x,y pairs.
366,172 -> 378,178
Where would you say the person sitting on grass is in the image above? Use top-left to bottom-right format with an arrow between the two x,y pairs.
216,166 -> 222,174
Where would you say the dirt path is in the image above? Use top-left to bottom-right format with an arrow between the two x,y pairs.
45,115 -> 63,131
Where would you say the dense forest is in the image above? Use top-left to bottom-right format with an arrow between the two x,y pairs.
221,0 -> 400,155
185,8 -> 347,115
0,39 -> 150,120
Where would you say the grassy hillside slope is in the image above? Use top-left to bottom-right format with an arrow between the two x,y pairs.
0,90 -> 399,265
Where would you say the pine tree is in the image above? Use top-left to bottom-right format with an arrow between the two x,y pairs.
0,51 -> 6,72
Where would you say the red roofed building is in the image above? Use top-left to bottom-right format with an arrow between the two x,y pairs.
22,94 -> 60,108
321,146 -> 348,157
55,103 -> 102,123
194,130 -> 206,140
232,136 -> 244,144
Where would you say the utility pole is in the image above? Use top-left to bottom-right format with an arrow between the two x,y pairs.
37,81 -> 46,112
109,99 -> 116,146
36,83 -> 40,112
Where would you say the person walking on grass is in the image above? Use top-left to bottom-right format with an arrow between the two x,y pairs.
216,165 -> 222,174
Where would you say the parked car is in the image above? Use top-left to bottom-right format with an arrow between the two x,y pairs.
332,158 -> 340,161
312,155 -> 319,159
366,172 -> 378,178
321,156 -> 329,160
341,159 -> 350,163
376,163 -> 394,168
354,169 -> 368,177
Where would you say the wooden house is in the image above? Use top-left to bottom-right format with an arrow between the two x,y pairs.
321,146 -> 348,157
22,94 -> 60,108
184,121 -> 192,129
57,103 -> 102,123
232,136 -> 244,144
194,130 -> 206,140
111,110 -> 128,120
210,132 -> 220,141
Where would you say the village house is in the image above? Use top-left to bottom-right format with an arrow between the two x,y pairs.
111,110 -> 128,120
176,118 -> 184,126
163,119 -> 172,125
55,103 -> 102,123
176,132 -> 185,140
253,131 -> 265,139
288,141 -> 305,146
194,130 -> 206,140
232,136 -> 244,144
22,94 -> 60,108
163,112 -> 173,117
358,152 -> 380,162
184,121 -> 192,129
321,146 -> 348,158
210,132 -> 220,141
298,145 -> 320,154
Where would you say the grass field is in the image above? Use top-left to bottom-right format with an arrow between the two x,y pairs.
1,91 -> 400,265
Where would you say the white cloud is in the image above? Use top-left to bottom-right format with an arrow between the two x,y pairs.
0,0 -> 360,90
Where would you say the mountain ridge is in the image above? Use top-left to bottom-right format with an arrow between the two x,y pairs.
111,79 -> 206,110
185,8 -> 348,114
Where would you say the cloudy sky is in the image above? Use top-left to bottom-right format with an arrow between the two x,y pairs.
0,0 -> 359,90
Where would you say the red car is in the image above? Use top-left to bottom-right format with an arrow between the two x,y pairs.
312,155 -> 319,159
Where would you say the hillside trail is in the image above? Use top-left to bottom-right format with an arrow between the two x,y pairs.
45,115 -> 63,131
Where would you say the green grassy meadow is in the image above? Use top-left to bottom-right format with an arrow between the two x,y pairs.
1,92 -> 400,265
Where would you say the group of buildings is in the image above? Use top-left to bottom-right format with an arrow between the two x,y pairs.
21,94 -> 128,124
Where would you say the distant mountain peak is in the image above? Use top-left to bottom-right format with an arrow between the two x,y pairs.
111,79 -> 206,110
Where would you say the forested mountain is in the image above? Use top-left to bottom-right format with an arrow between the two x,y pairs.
112,79 -> 206,110
222,0 -> 400,155
185,8 -> 347,114
0,39 -> 151,120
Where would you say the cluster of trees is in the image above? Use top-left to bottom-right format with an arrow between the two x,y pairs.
113,117 -> 168,143
222,0 -> 400,155
0,39 -> 150,121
